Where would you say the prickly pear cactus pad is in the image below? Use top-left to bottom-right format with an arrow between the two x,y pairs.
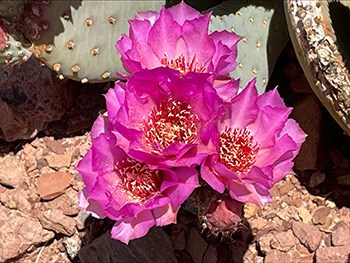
0,20 -> 32,65
284,0 -> 350,135
209,0 -> 289,94
23,1 -> 163,83
0,0 -> 25,22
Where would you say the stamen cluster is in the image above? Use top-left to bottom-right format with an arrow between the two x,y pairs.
142,98 -> 199,152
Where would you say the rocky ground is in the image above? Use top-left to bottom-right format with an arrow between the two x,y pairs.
1,42 -> 350,262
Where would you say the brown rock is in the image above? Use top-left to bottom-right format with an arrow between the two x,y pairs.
257,232 -> 276,254
292,221 -> 322,252
78,227 -> 176,263
312,207 -> 331,225
0,207 -> 54,262
185,227 -> 208,263
278,181 -> 294,195
316,246 -> 350,263
45,138 -> 66,154
38,208 -> 76,236
332,222 -> 350,246
0,183 -> 39,213
265,250 -> 292,263
0,57 -> 73,141
37,172 -> 72,200
45,154 -> 72,168
0,155 -> 26,187
45,188 -> 79,216
170,224 -> 186,251
203,244 -> 217,263
274,230 -> 299,252
291,95 -> 329,170
309,172 -> 326,188
18,239 -> 70,263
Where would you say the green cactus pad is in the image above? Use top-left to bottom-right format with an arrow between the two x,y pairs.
0,0 -> 25,22
0,21 -> 32,65
23,1 -> 164,83
209,0 -> 289,94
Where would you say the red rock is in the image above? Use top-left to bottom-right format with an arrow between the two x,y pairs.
312,207 -> 331,225
38,208 -> 76,236
265,250 -> 292,263
274,230 -> 299,252
316,246 -> 350,263
0,155 -> 26,187
292,221 -> 322,252
45,138 -> 66,154
37,172 -> 73,200
18,239 -> 70,263
332,222 -> 350,246
45,154 -> 72,168
0,207 -> 54,262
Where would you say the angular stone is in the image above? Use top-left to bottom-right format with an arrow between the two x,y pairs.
265,250 -> 292,263
297,207 -> 312,224
0,182 -> 39,213
316,246 -> 350,263
203,244 -> 217,263
292,221 -> 322,252
37,172 -> 72,200
186,227 -> 208,263
274,230 -> 298,252
0,57 -> 73,141
291,95 -> 329,170
0,155 -> 26,187
169,224 -> 186,251
0,207 -> 54,262
45,154 -> 72,168
312,207 -> 331,225
332,222 -> 350,246
38,208 -> 76,236
17,239 -> 70,263
45,138 -> 66,154
309,172 -> 326,188
79,227 -> 177,263
258,232 -> 276,254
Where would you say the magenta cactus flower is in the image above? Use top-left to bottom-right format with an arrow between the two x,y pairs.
116,2 -> 240,80
201,79 -> 306,206
106,67 -> 223,168
77,115 -> 199,244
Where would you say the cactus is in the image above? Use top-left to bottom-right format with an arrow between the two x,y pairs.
284,0 -> 350,135
209,0 -> 289,94
183,183 -> 244,239
0,19 -> 32,65
22,0 -> 164,83
0,0 -> 25,22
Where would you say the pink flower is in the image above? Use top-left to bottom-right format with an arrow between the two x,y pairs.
77,115 -> 199,244
116,2 -> 240,80
106,67 -> 223,168
201,79 -> 306,206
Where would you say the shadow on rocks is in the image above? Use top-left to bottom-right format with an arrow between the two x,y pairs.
78,226 -> 177,263
267,41 -> 350,209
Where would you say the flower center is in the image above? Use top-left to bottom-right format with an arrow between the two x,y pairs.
219,127 -> 259,174
116,158 -> 161,202
161,53 -> 206,75
141,98 -> 200,152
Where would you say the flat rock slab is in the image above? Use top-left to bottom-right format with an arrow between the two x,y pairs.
78,227 -> 177,263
